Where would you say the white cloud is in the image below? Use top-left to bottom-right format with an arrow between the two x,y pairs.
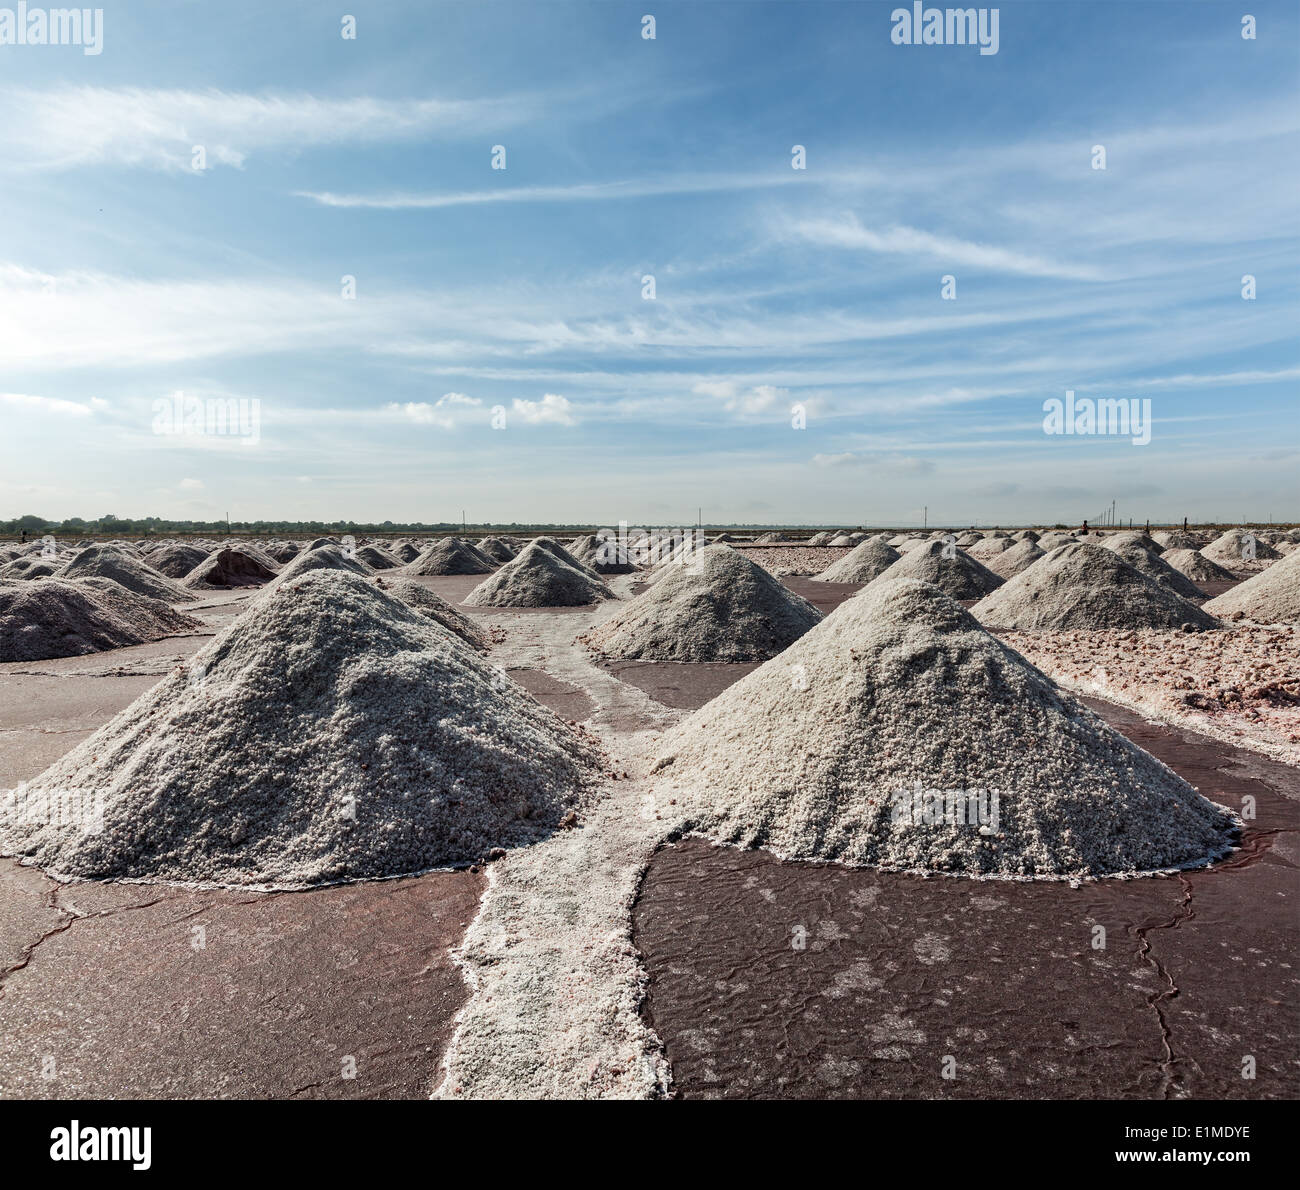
0,87 -> 534,172
511,393 -> 576,425
385,392 -> 484,429
812,451 -> 935,475
179,478 -> 204,491
0,392 -> 100,416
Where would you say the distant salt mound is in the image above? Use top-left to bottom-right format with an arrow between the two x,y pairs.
581,544 -> 820,662
0,570 -> 602,886
754,532 -> 791,544
375,576 -> 493,652
391,541 -> 422,563
1162,548 -> 1237,584
184,548 -> 278,590
894,538 -> 927,554
955,531 -> 983,547
147,543 -> 210,578
648,578 -> 1237,878
971,543 -> 1219,630
57,545 -> 195,603
1153,531 -> 1199,551
984,538 -> 1045,580
1104,540 -> 1205,600
267,542 -> 301,564
828,534 -> 855,547
1105,531 -> 1165,555
568,533 -> 636,575
476,537 -> 516,564
1202,529 -> 1281,569
0,557 -> 56,581
465,541 -> 613,608
814,537 -> 901,583
868,540 -> 1003,599
1204,550 -> 1300,623
354,545 -> 401,571
806,531 -> 833,546
1035,533 -> 1074,552
530,537 -> 602,579
307,537 -> 338,551
265,545 -> 370,592
966,536 -> 1014,560
0,578 -> 201,662
406,539 -> 494,577
1012,530 -> 1040,542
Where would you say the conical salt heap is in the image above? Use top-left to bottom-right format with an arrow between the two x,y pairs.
814,537 -> 901,583
971,542 -> 1219,630
264,544 -> 370,591
1104,530 -> 1165,555
377,576 -> 493,651
568,533 -> 636,575
355,545 -> 401,570
868,540 -> 1003,599
984,538 -> 1045,580
465,541 -> 613,608
1103,539 -> 1205,600
57,544 -> 195,602
1202,529 -> 1281,569
0,570 -> 602,886
184,548 -> 278,590
0,578 -> 202,662
1204,549 -> 1300,623
1161,548 -> 1236,584
407,538 -> 494,576
0,557 -> 57,581
581,544 -> 820,662
146,543 -> 210,578
649,578 -> 1238,878
476,537 -> 517,564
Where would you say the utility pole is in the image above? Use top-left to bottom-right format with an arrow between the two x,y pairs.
923,505 -> 927,530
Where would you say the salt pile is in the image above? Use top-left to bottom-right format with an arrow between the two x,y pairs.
754,532 -> 791,544
0,570 -> 603,886
264,544 -> 370,591
268,542 -> 302,564
465,542 -> 613,608
530,536 -> 600,577
828,534 -> 855,547
648,578 -> 1238,877
0,557 -> 56,581
145,543 -> 210,578
984,538 -> 1045,579
1153,530 -> 1200,551
1035,532 -> 1074,552
407,538 -> 494,576
1104,540 -> 1206,600
813,537 -> 901,583
1202,529 -> 1281,568
355,545 -> 401,570
184,548 -> 278,590
965,536 -> 1014,560
568,533 -> 636,575
57,545 -> 195,603
1105,531 -> 1164,555
1162,548 -> 1237,584
377,576 -> 493,651
581,544 -> 820,662
971,543 -> 1219,630
476,537 -> 517,564
1204,550 -> 1300,623
868,540 -> 1003,599
0,578 -> 201,662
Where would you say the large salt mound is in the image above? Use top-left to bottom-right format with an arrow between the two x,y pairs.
1105,531 -> 1164,555
530,536 -> 601,578
581,544 -> 820,662
970,543 -> 1219,630
184,548 -> 278,590
465,542 -> 613,608
649,578 -> 1237,878
407,538 -> 494,576
377,576 -> 493,652
0,571 -> 602,886
868,540 -> 1003,599
1161,548 -> 1237,584
263,544 -> 370,592
984,538 -> 1045,579
355,545 -> 401,570
1202,529 -> 1281,568
57,545 -> 195,603
146,543 -> 210,578
1104,540 -> 1206,600
476,537 -> 516,564
0,578 -> 201,662
814,537 -> 901,583
1203,550 -> 1300,623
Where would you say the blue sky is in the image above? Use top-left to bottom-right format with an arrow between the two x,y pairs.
1,0 -> 1296,526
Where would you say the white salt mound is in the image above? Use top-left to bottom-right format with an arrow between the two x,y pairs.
649,578 -> 1238,878
0,558 -> 57,581
814,538 -> 901,583
0,578 -> 201,662
1202,529 -> 1281,568
264,544 -> 370,591
57,545 -> 196,603
407,539 -> 494,576
568,533 -> 636,575
984,538 -> 1046,579
476,537 -> 516,564
1104,531 -> 1165,555
377,576 -> 493,651
970,543 -> 1219,630
1203,549 -> 1300,623
581,544 -> 820,662
465,542 -> 614,608
0,570 -> 603,886
1161,548 -> 1236,584
146,543 -> 210,578
869,540 -> 1003,599
1153,531 -> 1200,551
1104,540 -> 1206,600
183,548 -> 278,590
355,545 -> 401,570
